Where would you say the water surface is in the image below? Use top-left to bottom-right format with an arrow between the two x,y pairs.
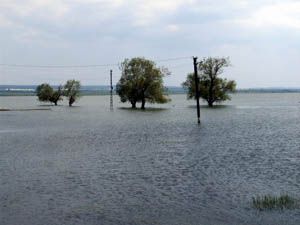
1,93 -> 300,225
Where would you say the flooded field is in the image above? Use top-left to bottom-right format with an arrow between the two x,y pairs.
1,93 -> 300,225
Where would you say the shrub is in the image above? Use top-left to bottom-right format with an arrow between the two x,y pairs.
252,194 -> 296,210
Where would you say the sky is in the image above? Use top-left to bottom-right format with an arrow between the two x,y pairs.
0,0 -> 300,88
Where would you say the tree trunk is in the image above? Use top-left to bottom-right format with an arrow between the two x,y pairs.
69,96 -> 75,107
131,101 -> 136,109
54,100 -> 58,106
141,91 -> 145,110
141,98 -> 145,110
208,76 -> 214,107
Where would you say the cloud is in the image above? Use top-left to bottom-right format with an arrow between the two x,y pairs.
1,0 -> 69,20
131,0 -> 196,26
0,0 -> 195,28
0,14 -> 13,27
1,0 -> 300,87
236,1 -> 300,29
166,24 -> 180,32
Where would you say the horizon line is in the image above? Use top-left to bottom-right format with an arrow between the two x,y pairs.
2,84 -> 300,90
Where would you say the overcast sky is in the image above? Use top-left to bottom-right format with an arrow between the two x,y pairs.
0,0 -> 300,88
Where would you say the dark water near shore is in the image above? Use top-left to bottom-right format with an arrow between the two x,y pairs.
1,94 -> 300,225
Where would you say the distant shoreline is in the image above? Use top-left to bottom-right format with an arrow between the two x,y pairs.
1,85 -> 300,96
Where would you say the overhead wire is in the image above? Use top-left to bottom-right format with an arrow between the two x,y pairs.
0,63 -> 119,68
0,56 -> 192,69
0,56 -> 193,84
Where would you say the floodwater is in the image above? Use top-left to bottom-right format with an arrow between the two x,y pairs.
1,94 -> 300,225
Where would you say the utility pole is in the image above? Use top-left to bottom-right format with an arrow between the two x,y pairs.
193,57 -> 200,124
110,69 -> 113,110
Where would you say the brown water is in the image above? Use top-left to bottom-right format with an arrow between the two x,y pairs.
1,94 -> 300,225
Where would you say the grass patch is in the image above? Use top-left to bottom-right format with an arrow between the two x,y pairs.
252,194 -> 297,210
187,105 -> 231,109
118,107 -> 168,112
0,108 -> 51,112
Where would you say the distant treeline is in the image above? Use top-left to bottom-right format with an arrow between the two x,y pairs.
237,88 -> 300,93
0,85 -> 186,96
1,85 -> 300,96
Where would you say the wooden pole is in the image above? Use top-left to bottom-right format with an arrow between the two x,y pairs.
110,70 -> 113,110
193,57 -> 200,124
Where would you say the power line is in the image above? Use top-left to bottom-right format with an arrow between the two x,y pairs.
154,56 -> 191,62
164,62 -> 191,69
0,63 -> 119,68
0,56 -> 191,68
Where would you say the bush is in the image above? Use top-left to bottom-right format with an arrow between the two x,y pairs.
252,194 -> 296,210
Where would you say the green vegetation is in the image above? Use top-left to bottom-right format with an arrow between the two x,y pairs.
36,83 -> 63,106
50,86 -> 63,106
182,57 -> 236,107
64,80 -> 81,106
252,194 -> 297,210
116,57 -> 169,109
36,80 -> 80,106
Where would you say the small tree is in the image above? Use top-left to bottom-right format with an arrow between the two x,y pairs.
116,57 -> 169,109
64,80 -> 81,106
36,83 -> 53,102
49,85 -> 63,106
36,83 -> 63,105
182,57 -> 236,107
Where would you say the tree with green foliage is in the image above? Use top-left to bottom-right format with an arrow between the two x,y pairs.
36,83 -> 63,105
49,85 -> 63,106
36,83 -> 53,102
64,80 -> 81,106
116,57 -> 169,109
182,57 -> 236,107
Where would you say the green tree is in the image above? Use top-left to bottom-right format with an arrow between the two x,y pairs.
49,85 -> 63,106
36,83 -> 53,102
116,57 -> 169,109
182,57 -> 236,107
36,83 -> 63,105
64,80 -> 81,106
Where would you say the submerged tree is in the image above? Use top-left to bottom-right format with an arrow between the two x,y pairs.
116,57 -> 169,109
49,85 -> 63,106
64,80 -> 81,106
182,57 -> 236,107
36,83 -> 53,102
36,83 -> 63,105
